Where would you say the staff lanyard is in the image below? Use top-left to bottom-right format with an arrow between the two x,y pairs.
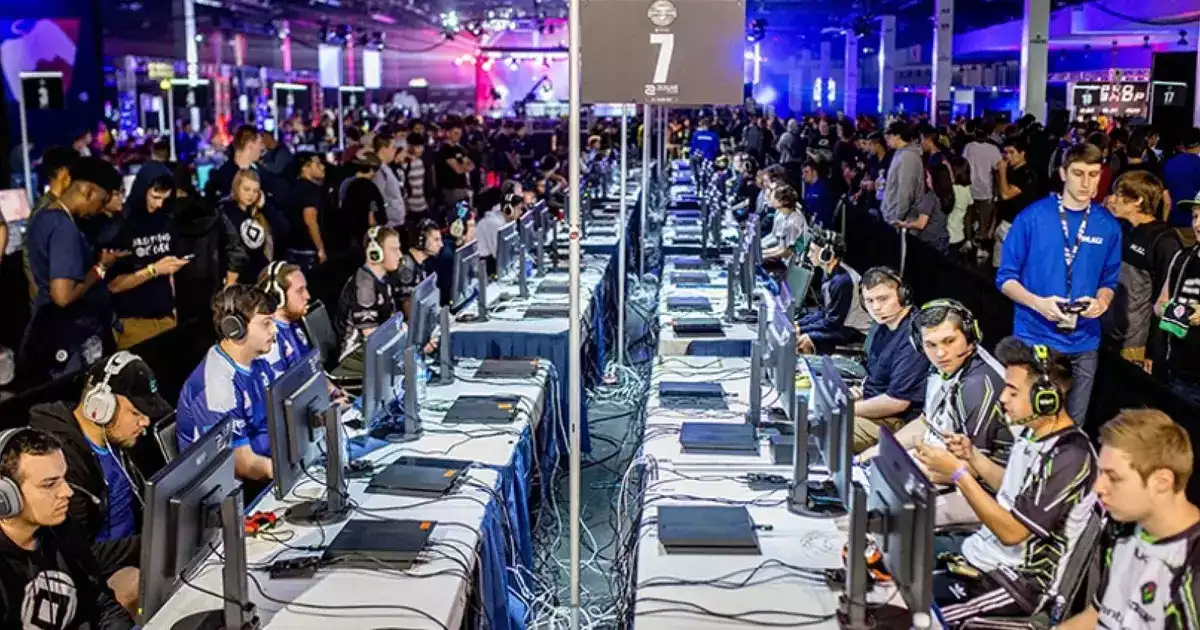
1057,195 -> 1091,300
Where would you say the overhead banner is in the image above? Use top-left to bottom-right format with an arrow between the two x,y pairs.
20,72 -> 65,111
339,86 -> 365,110
1071,82 -> 1149,119
580,0 -> 745,106
274,83 -> 313,119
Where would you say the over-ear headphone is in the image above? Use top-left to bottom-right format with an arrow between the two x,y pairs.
411,218 -> 439,253
366,226 -> 385,264
261,261 -> 287,306
0,428 -> 34,518
218,288 -> 248,342
81,351 -> 138,426
859,266 -> 912,310
908,299 -> 982,351
502,192 -> 522,219
1030,344 -> 1064,417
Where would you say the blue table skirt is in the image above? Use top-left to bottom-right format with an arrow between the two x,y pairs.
450,255 -> 617,455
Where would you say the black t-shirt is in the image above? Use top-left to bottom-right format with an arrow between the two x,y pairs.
110,209 -> 177,319
998,163 -> 1038,224
340,178 -> 385,247
808,132 -> 835,161
219,200 -> 270,285
390,252 -> 427,313
288,179 -> 326,253
336,266 -> 398,352
491,133 -> 516,175
435,142 -> 471,192
1164,247 -> 1200,383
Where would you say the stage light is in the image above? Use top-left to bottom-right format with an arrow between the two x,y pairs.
1143,35 -> 1151,49
827,78 -> 837,103
746,18 -> 766,44
194,33 -> 205,43
1178,30 -> 1188,47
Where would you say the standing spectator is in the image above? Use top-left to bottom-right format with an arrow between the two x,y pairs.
491,121 -> 520,181
963,126 -> 1003,256
171,163 -> 240,324
948,157 -> 972,254
864,132 -> 890,214
896,167 -> 951,255
398,132 -> 432,221
801,160 -> 835,228
175,121 -> 200,164
1154,193 -> 1200,404
286,152 -> 328,270
881,122 -> 924,224
207,126 -> 263,203
996,143 -> 1121,423
920,125 -> 947,173
807,117 -> 836,163
742,116 -> 766,162
689,118 -> 720,161
19,157 -> 125,383
1088,132 -> 1115,203
1113,133 -> 1162,184
219,169 -> 273,285
992,136 -> 1040,265
72,128 -> 93,157
775,119 -> 804,166
1104,171 -> 1180,368
435,120 -> 475,210
122,140 -> 171,215
372,133 -> 405,227
107,175 -> 191,348
339,152 -> 386,256
30,147 -> 78,217
1163,128 -> 1200,240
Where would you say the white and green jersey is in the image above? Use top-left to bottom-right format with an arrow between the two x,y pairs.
1095,521 -> 1200,629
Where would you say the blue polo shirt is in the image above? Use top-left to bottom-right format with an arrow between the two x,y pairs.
90,443 -> 136,544
996,195 -> 1122,354
690,129 -> 720,161
265,317 -> 312,378
863,310 -> 930,421
805,178 -> 835,228
176,345 -> 273,456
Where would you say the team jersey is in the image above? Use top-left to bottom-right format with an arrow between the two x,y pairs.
176,345 -> 273,456
921,348 -> 1014,466
336,266 -> 399,358
264,317 -> 312,378
962,426 -> 1098,607
1095,521 -> 1200,629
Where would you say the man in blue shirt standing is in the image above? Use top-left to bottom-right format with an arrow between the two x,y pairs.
802,159 -> 835,228
997,142 -> 1121,423
1163,128 -> 1200,233
29,351 -> 173,613
176,285 -> 277,482
19,157 -> 127,384
689,118 -> 720,161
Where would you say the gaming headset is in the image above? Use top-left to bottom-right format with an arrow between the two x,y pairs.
81,351 -> 138,426
0,427 -> 34,518
218,288 -> 249,342
366,226 -> 385,264
859,266 -> 912,310
411,218 -> 439,253
1030,344 -> 1064,417
908,298 -> 982,351
501,192 -> 523,220
261,260 -> 287,306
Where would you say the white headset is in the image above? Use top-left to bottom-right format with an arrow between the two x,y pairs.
262,260 -> 288,306
81,352 -> 138,426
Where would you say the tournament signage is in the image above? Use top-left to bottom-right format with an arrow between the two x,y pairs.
581,0 -> 745,106
274,83 -> 313,119
20,72 -> 65,111
339,86 -> 366,111
169,80 -> 211,120
1071,82 -> 1149,119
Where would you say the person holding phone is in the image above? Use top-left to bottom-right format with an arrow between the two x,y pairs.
219,169 -> 273,285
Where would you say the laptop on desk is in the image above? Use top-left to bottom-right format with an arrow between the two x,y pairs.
443,395 -> 522,424
323,519 -> 435,568
365,459 -> 468,498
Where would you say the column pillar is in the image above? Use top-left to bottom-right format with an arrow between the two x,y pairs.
878,15 -> 896,114
932,0 -> 954,123
281,21 -> 293,74
1194,17 -> 1200,126
346,38 -> 357,87
819,41 -> 831,111
844,34 -> 859,119
182,0 -> 198,80
1019,0 -> 1050,122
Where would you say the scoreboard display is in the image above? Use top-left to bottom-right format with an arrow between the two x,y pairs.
1071,82 -> 1149,119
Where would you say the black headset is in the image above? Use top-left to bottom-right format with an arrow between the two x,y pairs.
218,288 -> 248,342
411,218 -> 439,253
501,192 -> 523,220
908,298 -> 982,351
859,266 -> 911,310
1030,344 -> 1064,417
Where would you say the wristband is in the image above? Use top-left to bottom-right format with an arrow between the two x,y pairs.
93,264 -> 107,280
950,465 -> 970,485
144,264 -> 159,278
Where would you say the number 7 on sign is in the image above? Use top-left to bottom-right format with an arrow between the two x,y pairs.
650,33 -> 675,84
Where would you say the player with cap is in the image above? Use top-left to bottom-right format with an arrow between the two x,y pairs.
19,156 -> 128,384
29,351 -> 173,613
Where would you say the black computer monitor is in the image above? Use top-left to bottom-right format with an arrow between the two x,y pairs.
496,221 -> 521,281
767,293 -> 796,422
408,274 -> 440,350
139,417 -> 238,623
816,355 -> 855,508
361,311 -> 407,425
519,210 -> 535,254
869,426 -> 935,624
451,239 -> 479,312
266,349 -> 332,500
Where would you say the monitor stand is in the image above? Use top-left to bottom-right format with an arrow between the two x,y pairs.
436,307 -> 454,385
476,258 -> 490,322
535,227 -> 546,277
833,482 -> 870,630
787,396 -> 847,518
172,488 -> 260,630
518,245 -> 530,299
285,405 -> 351,527
375,347 -> 423,444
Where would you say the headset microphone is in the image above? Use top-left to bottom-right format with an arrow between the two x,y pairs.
68,482 -> 101,506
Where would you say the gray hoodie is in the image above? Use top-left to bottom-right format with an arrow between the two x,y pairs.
882,143 -> 924,224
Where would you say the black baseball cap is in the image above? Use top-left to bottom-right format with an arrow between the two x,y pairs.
86,353 -> 174,420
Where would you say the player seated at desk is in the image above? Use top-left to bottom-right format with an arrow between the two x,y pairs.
795,232 -> 870,355
859,300 -> 1013,527
394,219 -> 443,316
475,182 -> 524,277
29,351 -> 172,614
761,185 -> 808,267
1059,410 -> 1200,629
852,267 -> 930,453
176,285 -> 276,482
0,428 -> 137,629
258,262 -> 350,405
332,227 -> 403,378
914,337 -> 1097,626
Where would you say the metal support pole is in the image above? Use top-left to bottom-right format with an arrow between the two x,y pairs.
618,108 -> 628,366
640,104 -> 651,279
567,0 -> 583,623
17,83 -> 31,203
167,87 -> 177,162
338,90 -> 345,150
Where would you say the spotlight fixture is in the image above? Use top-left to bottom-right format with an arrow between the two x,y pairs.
1143,35 -> 1151,49
746,18 -> 766,43
1178,30 -> 1188,47
194,33 -> 205,43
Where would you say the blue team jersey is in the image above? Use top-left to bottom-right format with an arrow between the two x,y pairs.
690,130 -> 720,160
265,318 -> 312,378
176,345 -> 273,456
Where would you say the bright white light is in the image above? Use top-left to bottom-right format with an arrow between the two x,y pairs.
814,78 -> 823,103
441,11 -> 460,29
827,78 -> 837,103
409,77 -> 429,88
506,57 -> 519,71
